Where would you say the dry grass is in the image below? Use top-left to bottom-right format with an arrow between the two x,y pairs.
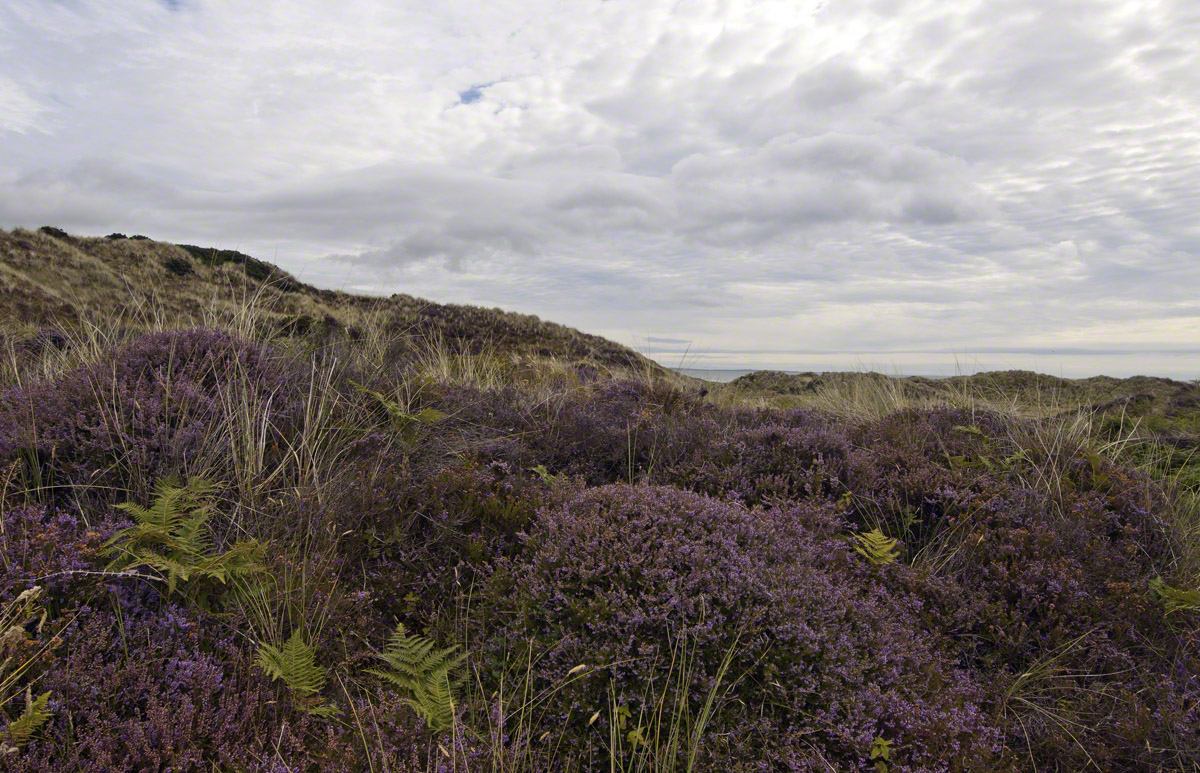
0,227 -> 664,377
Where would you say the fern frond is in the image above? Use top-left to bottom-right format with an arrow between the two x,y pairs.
851,528 -> 901,565
256,630 -> 327,697
353,382 -> 445,440
105,477 -> 263,600
2,688 -> 52,752
1150,577 -> 1200,616
367,623 -> 465,733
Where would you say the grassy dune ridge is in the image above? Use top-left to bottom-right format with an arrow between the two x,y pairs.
0,228 -> 1198,771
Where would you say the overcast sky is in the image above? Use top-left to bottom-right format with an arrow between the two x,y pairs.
2,0 -> 1199,376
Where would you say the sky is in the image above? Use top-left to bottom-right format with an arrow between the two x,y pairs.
2,0 -> 1199,378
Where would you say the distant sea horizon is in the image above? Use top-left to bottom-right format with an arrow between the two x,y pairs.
669,355 -> 1200,383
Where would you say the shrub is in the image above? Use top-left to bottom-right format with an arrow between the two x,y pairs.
6,597 -> 309,772
842,411 -> 1200,768
905,480 -> 1200,769
458,380 -> 717,486
336,449 -> 550,623
0,502 -> 114,602
661,411 -> 851,504
35,227 -> 68,240
480,484 -> 998,770
104,233 -> 128,241
176,244 -> 301,291
161,255 -> 194,277
0,329 -> 303,510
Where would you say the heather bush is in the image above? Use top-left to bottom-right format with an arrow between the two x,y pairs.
480,484 -> 999,771
334,447 -> 552,624
439,379 -> 720,486
7,594 -> 312,772
0,329 -> 303,510
832,412 -> 1200,768
901,479 -> 1200,768
661,410 -> 851,505
0,502 -> 116,604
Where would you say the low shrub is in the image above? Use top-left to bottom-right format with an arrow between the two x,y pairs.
480,484 -> 999,771
0,329 -> 303,510
662,411 -> 851,504
161,255 -> 194,277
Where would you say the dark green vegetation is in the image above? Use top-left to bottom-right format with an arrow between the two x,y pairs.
0,228 -> 1198,771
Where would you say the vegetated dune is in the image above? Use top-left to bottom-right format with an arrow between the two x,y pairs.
0,227 -> 1197,771
0,226 -> 659,375
729,367 -> 1198,410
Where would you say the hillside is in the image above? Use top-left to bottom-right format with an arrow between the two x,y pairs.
1,227 -> 1198,771
727,367 -> 1199,418
0,226 -> 659,375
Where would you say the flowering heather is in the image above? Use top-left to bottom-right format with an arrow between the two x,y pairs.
0,503 -> 113,602
661,411 -> 851,504
481,484 -> 1000,771
0,329 -> 302,510
1,324 -> 1198,770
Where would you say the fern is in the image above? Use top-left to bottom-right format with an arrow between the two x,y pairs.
851,528 -> 900,565
367,623 -> 466,733
255,629 -> 335,715
1150,577 -> 1200,616
530,464 -> 566,485
353,382 -> 446,442
2,688 -> 52,754
104,477 -> 264,598
256,629 -> 326,695
1,587 -> 48,741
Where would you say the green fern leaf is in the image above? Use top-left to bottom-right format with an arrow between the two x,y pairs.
105,478 -> 264,601
367,623 -> 465,733
851,528 -> 901,565
256,630 -> 327,697
3,688 -> 52,751
305,703 -> 342,718
1150,577 -> 1200,616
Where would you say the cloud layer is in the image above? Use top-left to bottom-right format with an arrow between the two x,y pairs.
2,0 -> 1199,376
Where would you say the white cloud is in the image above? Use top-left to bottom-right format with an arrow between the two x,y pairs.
1,0 -> 1198,376
0,75 -> 48,133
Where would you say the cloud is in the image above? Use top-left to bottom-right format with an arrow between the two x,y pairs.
0,76 -> 48,134
1,0 -> 1199,376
